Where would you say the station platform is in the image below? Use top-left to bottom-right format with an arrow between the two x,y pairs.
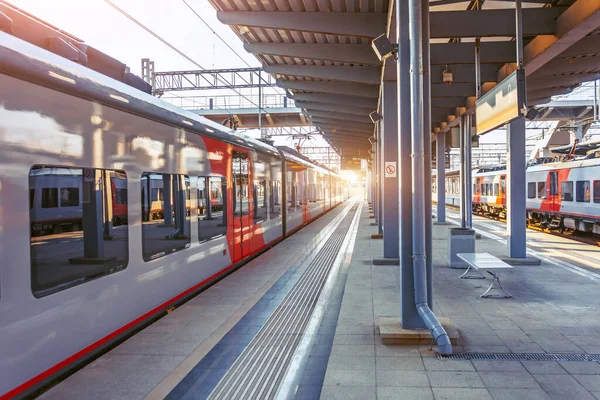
38,201 -> 600,400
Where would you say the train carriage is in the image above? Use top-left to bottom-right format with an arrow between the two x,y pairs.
0,32 -> 346,398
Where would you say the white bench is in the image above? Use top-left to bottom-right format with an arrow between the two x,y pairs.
457,253 -> 513,298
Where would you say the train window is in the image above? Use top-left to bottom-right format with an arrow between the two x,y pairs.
254,180 -> 267,223
537,182 -> 546,199
550,172 -> 558,196
198,176 -> 227,243
115,189 -> 128,204
561,181 -> 573,202
233,151 -> 249,217
527,183 -> 536,199
594,181 -> 600,203
270,180 -> 282,218
41,188 -> 58,208
30,166 -> 128,298
141,173 -> 190,261
60,188 -> 79,207
576,181 -> 591,203
494,184 -> 499,196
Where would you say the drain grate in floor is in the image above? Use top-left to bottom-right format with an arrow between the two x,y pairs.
440,352 -> 600,362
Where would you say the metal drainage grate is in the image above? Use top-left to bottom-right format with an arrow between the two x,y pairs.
207,204 -> 359,400
440,352 -> 600,362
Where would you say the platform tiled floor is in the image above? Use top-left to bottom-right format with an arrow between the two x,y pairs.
320,204 -> 600,400
36,201 -> 600,400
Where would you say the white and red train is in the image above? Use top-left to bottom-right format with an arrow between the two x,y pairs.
0,33 -> 347,398
433,155 -> 600,234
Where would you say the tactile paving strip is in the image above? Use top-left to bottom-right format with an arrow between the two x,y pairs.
207,204 -> 359,400
440,352 -> 600,362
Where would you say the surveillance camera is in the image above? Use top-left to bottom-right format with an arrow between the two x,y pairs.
371,34 -> 398,62
369,111 -> 382,123
442,68 -> 453,85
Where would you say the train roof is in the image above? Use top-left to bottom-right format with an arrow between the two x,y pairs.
277,146 -> 338,176
0,32 -> 280,159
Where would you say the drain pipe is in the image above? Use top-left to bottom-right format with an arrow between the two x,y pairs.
408,0 -> 452,355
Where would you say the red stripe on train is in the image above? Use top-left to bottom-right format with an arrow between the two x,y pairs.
1,236 -> 281,400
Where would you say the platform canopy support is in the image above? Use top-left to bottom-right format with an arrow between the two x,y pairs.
507,116 -> 527,258
382,81 -> 399,258
436,133 -> 446,223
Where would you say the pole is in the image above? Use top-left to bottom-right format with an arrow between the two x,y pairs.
258,70 -> 263,138
515,0 -> 524,69
436,133 -> 446,223
408,0 -> 451,354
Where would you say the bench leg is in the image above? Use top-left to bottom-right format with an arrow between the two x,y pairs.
480,272 -> 512,298
460,264 -> 486,280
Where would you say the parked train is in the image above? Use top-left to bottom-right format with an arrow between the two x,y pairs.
433,155 -> 600,234
0,33 -> 348,398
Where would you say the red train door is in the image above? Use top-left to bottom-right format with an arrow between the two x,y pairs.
232,150 -> 252,261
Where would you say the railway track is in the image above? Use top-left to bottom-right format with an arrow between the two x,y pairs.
437,203 -> 600,248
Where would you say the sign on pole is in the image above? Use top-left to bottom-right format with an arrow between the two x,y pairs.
475,69 -> 526,135
384,161 -> 397,178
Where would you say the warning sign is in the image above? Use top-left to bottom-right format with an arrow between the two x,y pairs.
83,168 -> 94,183
384,162 -> 397,178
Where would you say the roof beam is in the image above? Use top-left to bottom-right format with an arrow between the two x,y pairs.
296,100 -> 375,115
310,117 -> 373,131
313,122 -> 372,134
263,65 -> 380,85
278,79 -> 379,98
321,130 -> 372,138
245,43 -> 380,65
431,82 -> 476,97
304,109 -> 373,123
430,64 -> 499,84
527,72 -> 600,91
524,0 -> 600,75
430,8 -> 564,38
431,42 -> 516,65
289,92 -> 378,108
217,11 -> 387,38
431,97 -> 472,108
533,54 -> 600,77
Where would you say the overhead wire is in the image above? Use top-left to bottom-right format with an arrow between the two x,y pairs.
103,0 -> 288,128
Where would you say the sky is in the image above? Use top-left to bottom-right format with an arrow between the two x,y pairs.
11,0 -> 258,74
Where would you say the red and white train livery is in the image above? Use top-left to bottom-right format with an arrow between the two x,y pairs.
0,33 -> 347,398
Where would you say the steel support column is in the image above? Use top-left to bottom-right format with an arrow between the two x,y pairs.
382,81 -> 399,258
436,133 -> 446,223
459,114 -> 472,229
422,0 -> 433,307
506,116 -> 527,258
378,120 -> 384,235
397,0 -> 423,329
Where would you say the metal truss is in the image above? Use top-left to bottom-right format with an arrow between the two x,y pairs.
152,67 -> 277,92
257,126 -> 321,137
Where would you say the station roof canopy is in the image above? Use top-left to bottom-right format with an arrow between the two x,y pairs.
208,0 -> 600,157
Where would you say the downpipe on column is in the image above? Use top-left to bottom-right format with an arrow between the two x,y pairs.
408,0 -> 452,355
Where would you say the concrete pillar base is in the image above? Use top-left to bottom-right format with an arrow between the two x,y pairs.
373,258 -> 400,266
378,317 -> 460,345
448,228 -> 476,268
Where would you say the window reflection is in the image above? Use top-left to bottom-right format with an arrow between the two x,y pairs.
29,166 -> 128,297
198,176 -> 227,242
141,173 -> 190,261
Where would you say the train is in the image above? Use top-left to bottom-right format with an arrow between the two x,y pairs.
433,154 -> 600,234
0,32 -> 348,398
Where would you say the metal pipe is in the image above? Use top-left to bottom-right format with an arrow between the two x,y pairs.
408,0 -> 452,355
475,38 -> 481,99
515,0 -> 523,69
465,114 -> 473,229
595,80 -> 598,122
459,117 -> 466,228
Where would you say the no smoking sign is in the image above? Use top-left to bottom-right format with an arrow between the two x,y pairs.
384,161 -> 397,178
